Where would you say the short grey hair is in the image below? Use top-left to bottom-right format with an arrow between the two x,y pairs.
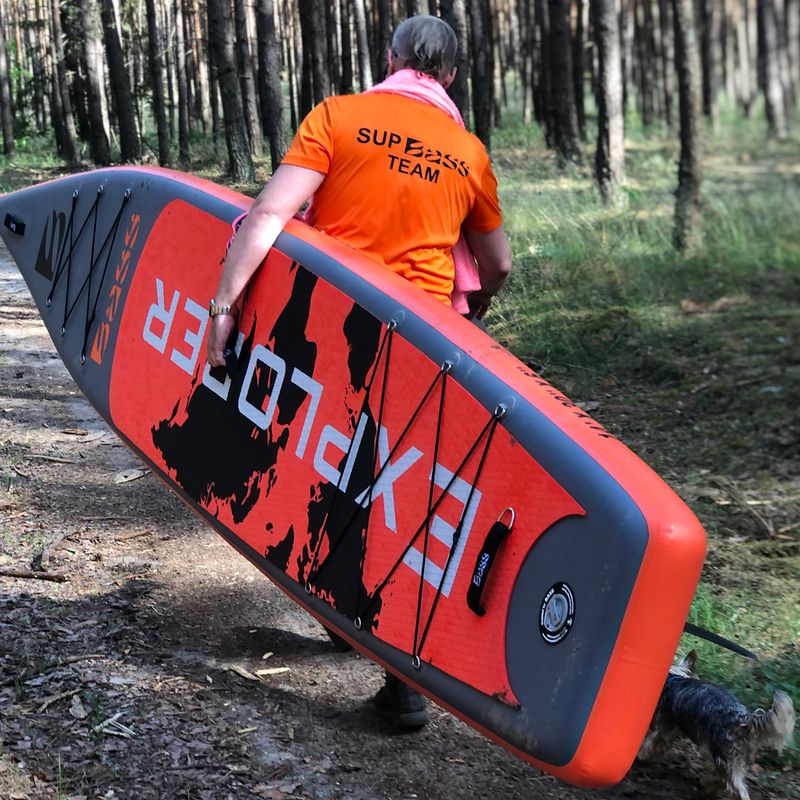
391,16 -> 458,81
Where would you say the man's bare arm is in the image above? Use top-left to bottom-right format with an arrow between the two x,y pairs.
207,164 -> 324,366
463,225 -> 512,318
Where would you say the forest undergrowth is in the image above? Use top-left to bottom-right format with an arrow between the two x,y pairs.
1,108 -> 799,775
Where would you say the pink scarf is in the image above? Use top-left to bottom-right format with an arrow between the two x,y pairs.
367,69 -> 481,314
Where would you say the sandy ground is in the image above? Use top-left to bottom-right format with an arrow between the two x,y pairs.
0,239 -> 796,800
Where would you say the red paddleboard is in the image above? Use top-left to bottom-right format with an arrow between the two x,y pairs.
0,167 -> 706,787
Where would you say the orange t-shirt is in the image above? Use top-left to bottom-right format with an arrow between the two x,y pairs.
281,93 -> 503,305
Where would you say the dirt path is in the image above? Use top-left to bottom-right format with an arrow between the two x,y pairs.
0,240 -> 794,800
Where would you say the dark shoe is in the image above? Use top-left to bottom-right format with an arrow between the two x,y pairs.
372,672 -> 429,730
323,625 -> 354,652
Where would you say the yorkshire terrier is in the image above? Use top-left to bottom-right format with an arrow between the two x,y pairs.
639,650 -> 796,800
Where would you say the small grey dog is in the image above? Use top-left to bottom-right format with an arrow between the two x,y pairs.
639,650 -> 795,800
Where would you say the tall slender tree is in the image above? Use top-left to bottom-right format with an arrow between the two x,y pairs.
145,0 -> 171,165
469,0 -> 493,148
234,0 -> 263,155
174,0 -> 190,163
547,0 -> 579,161
207,0 -> 255,181
101,0 -> 141,162
352,0 -> 373,91
672,0 -> 703,250
79,0 -> 111,164
440,0 -> 469,121
256,0 -> 287,169
592,0 -> 625,201
759,0 -> 789,138
0,0 -> 16,156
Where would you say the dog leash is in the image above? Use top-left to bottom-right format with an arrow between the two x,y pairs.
683,622 -> 759,661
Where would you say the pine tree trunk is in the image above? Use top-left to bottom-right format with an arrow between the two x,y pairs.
699,0 -> 718,123
325,0 -> 340,93
573,0 -> 587,141
375,0 -> 392,84
0,0 -> 15,156
548,0 -> 579,161
207,0 -> 255,181
145,0 -> 171,165
189,0 -> 211,133
174,0 -> 190,162
760,0 -> 789,138
440,0 -> 469,121
79,0 -> 111,164
352,0 -> 373,91
234,0 -> 263,155
469,0 -> 493,148
50,0 -> 79,164
256,0 -> 287,170
659,0 -> 675,127
101,0 -> 141,162
24,6 -> 46,133
591,0 -> 625,201
162,0 -> 176,142
340,0 -> 354,93
672,0 -> 703,251
787,0 -> 799,110
534,0 -> 552,134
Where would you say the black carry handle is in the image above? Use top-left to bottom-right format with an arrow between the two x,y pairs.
466,508 -> 514,616
208,329 -> 240,383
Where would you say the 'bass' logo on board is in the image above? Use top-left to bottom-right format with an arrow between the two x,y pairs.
89,213 -> 141,365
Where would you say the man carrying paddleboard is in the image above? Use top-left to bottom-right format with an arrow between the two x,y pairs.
207,14 -> 511,730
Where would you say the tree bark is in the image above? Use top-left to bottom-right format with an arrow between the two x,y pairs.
698,0 -> 718,123
659,0 -> 675,127
0,0 -> 15,156
440,0 -> 469,121
759,0 -> 789,138
548,0 -> 580,161
50,0 -> 80,164
591,0 -> 625,201
174,0 -> 190,162
340,0 -> 354,93
573,0 -> 587,141
469,0 -> 493,148
145,0 -> 171,165
298,0 -> 331,106
207,0 -> 255,181
672,0 -> 703,251
352,0 -> 373,91
256,0 -> 287,170
101,0 -> 141,162
24,5 -> 47,133
79,0 -> 111,164
375,0 -> 392,84
233,0 -> 263,155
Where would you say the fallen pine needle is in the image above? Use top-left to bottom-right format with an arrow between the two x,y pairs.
255,667 -> 290,677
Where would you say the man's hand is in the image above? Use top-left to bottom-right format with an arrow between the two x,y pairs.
207,314 -> 237,368
463,225 -> 512,309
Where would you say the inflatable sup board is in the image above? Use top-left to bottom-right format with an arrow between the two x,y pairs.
0,168 -> 706,787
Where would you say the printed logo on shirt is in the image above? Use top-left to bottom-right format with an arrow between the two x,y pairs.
355,128 -> 471,184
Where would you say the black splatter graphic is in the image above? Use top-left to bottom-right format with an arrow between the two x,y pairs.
266,525 -> 295,572
152,263 -> 384,627
152,263 -> 318,523
344,303 -> 382,391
